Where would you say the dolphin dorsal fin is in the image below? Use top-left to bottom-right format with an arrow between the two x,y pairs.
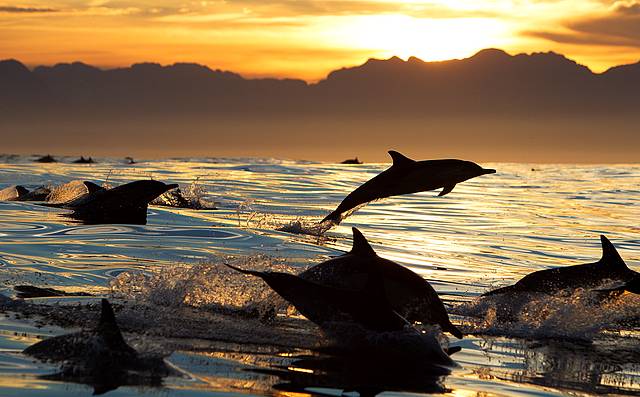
599,235 -> 629,270
83,181 -> 104,194
388,150 -> 415,168
97,299 -> 137,354
15,186 -> 29,197
350,227 -> 377,257
99,299 -> 119,330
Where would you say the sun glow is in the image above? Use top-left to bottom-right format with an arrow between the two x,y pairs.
332,14 -> 512,62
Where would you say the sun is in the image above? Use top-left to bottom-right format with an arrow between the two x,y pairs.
330,14 -> 511,62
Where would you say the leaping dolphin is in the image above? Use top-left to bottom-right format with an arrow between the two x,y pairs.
298,227 -> 463,338
321,151 -> 496,224
483,236 -> 638,297
23,299 -> 174,394
47,180 -> 178,224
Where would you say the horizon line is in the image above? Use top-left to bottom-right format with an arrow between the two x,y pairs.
7,48 -> 639,83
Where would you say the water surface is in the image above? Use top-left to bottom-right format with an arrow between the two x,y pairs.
0,155 -> 639,396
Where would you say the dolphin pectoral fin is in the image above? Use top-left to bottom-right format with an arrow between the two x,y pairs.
438,183 -> 456,197
350,227 -> 377,257
388,150 -> 416,168
445,346 -> 462,356
83,181 -> 104,194
445,323 -> 464,339
223,263 -> 265,278
598,235 -> 629,270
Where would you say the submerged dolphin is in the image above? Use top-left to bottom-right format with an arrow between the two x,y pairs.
48,180 -> 178,224
23,299 -> 174,394
322,151 -> 496,223
483,236 -> 638,297
298,227 -> 463,338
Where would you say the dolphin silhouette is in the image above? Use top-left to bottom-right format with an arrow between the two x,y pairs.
225,259 -> 408,333
0,185 -> 29,201
0,185 -> 51,201
298,227 -> 463,338
226,254 -> 457,366
322,151 -> 496,224
23,299 -> 174,394
483,236 -> 638,297
49,180 -> 178,224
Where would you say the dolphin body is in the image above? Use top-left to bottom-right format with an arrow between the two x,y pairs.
226,249 -> 456,366
23,299 -> 174,395
483,236 -> 638,297
48,180 -> 178,224
322,151 -> 496,224
0,185 -> 50,201
0,185 -> 29,201
298,228 -> 463,339
225,259 -> 408,333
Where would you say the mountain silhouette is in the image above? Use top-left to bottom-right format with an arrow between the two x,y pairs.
1,49 -> 638,162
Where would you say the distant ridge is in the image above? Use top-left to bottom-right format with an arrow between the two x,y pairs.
1,49 -> 638,162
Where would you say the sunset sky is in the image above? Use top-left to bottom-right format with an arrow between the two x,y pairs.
1,0 -> 639,80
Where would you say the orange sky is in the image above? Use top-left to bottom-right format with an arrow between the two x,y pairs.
1,0 -> 640,80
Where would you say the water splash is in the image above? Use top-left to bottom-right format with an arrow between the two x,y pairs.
456,287 -> 640,340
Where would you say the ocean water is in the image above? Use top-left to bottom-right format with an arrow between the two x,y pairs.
0,155 -> 638,397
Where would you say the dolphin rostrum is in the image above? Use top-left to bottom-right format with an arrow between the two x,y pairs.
47,180 -> 178,224
321,150 -> 496,224
483,235 -> 638,297
23,299 -> 174,394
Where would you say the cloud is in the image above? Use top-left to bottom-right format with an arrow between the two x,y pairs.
226,0 -> 498,18
526,1 -> 640,47
0,6 -> 57,12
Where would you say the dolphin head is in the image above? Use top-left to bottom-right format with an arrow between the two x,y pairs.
458,160 -> 496,180
437,160 -> 495,184
114,180 -> 179,204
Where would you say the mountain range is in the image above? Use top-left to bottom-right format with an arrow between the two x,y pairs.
1,49 -> 638,162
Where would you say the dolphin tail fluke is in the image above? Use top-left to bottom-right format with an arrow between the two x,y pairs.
321,210 -> 343,225
599,235 -> 629,270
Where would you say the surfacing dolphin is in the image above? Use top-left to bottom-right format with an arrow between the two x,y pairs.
48,180 -> 178,224
225,252 -> 456,366
23,299 -> 175,395
225,258 -> 408,333
321,150 -> 496,224
298,227 -> 463,339
483,235 -> 638,297
0,185 -> 50,201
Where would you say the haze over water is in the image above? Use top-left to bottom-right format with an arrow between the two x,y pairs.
0,155 -> 639,396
